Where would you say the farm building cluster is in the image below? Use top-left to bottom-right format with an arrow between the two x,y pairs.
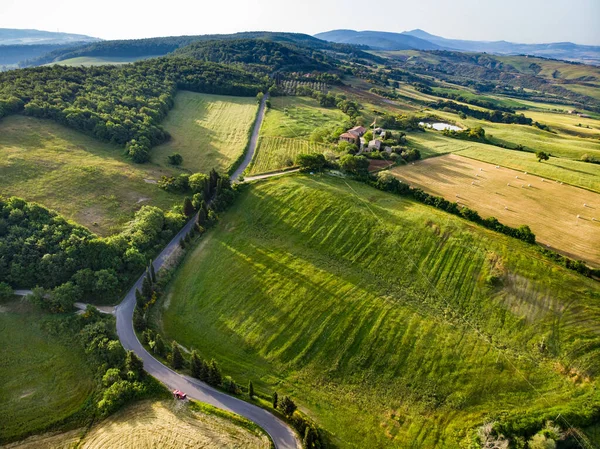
339,125 -> 399,153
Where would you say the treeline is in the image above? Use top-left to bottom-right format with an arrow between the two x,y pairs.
0,59 -> 265,162
172,38 -> 333,72
428,100 -> 533,125
289,86 -> 360,118
442,126 -> 487,142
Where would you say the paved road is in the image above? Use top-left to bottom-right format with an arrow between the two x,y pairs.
116,91 -> 300,449
231,94 -> 268,181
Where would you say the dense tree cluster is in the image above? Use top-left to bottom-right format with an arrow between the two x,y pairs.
0,195 -> 186,308
428,100 -> 533,125
0,59 -> 265,162
442,126 -> 487,142
172,39 -> 333,73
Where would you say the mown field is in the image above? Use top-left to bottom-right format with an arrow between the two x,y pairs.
391,153 -> 600,266
405,131 -> 600,192
248,136 -> 330,175
6,400 -> 269,449
0,301 -> 95,443
155,175 -> 600,448
0,115 -> 182,234
248,96 -> 345,175
153,91 -> 258,174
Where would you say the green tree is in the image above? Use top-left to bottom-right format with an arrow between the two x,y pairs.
256,92 -> 264,103
272,391 -> 278,409
149,261 -> 156,283
296,153 -> 326,172
183,197 -> 195,217
0,282 -> 13,302
339,154 -> 369,176
279,396 -> 297,417
248,380 -> 255,399
168,153 -> 183,165
189,173 -> 209,194
141,275 -> 153,300
133,307 -> 146,332
102,367 -> 121,387
125,350 -> 145,379
190,350 -> 204,378
154,334 -> 166,357
536,151 -> 550,162
171,341 -> 184,369
208,359 -> 222,386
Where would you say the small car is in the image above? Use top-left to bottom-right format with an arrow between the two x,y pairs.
173,389 -> 187,400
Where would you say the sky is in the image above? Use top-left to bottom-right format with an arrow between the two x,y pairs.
1,0 -> 599,45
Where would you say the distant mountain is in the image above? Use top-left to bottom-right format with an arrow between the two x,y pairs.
315,29 -> 600,65
314,30 -> 440,51
0,28 -> 100,45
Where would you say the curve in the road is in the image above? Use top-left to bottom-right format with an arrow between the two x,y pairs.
116,92 -> 301,449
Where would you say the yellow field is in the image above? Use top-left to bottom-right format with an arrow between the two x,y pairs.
6,400 -> 270,449
391,154 -> 600,267
153,91 -> 258,173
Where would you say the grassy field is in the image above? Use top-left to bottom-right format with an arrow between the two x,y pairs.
260,96 -> 347,139
153,91 -> 259,174
154,175 -> 600,448
0,115 -> 182,235
248,96 -> 345,174
404,131 -> 600,192
0,301 -> 95,443
6,400 -> 270,449
391,153 -> 600,266
248,137 -> 330,175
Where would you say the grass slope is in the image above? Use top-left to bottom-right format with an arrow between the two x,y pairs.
391,153 -> 600,266
0,301 -> 95,443
51,55 -> 160,66
0,115 -> 181,235
248,96 -> 345,174
156,175 -> 600,448
153,91 -> 259,174
6,400 -> 270,449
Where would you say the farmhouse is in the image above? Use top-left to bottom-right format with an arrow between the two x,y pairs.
339,132 -> 359,144
366,139 -> 382,151
348,126 -> 366,137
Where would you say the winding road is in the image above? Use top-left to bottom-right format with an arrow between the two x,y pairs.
115,94 -> 301,449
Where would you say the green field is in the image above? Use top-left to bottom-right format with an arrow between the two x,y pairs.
248,96 -> 345,175
0,115 -> 182,235
154,175 -> 600,448
248,136 -> 330,175
153,91 -> 259,174
405,131 -> 600,192
0,301 -> 95,443
260,96 -> 347,139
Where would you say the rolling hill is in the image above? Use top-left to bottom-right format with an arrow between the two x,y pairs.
0,28 -> 99,45
315,29 -> 600,64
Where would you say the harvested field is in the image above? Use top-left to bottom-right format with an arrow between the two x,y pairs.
391,153 -> 600,266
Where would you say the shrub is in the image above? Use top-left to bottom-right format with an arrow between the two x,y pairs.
279,396 -> 297,417
168,153 -> 183,165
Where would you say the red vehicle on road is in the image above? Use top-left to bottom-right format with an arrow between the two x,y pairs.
173,389 -> 187,400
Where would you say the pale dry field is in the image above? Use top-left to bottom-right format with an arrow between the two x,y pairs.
391,154 -> 600,267
6,400 -> 270,449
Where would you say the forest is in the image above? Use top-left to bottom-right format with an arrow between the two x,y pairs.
0,58 -> 266,162
171,39 -> 334,72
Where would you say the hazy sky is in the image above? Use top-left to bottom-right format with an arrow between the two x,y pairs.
1,0 -> 599,45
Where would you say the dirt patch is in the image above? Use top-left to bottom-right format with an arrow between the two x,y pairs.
136,197 -> 151,204
368,159 -> 394,172
144,178 -> 157,184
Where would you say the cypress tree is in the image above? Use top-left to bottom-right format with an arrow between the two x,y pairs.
135,288 -> 145,308
198,208 -> 207,226
141,275 -> 153,300
149,260 -> 156,283
154,333 -> 166,357
303,427 -> 312,448
125,350 -> 145,379
190,350 -> 203,378
183,197 -> 194,217
272,391 -> 278,409
133,307 -> 146,332
179,238 -> 186,249
208,359 -> 222,386
171,341 -> 184,369
248,380 -> 254,399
